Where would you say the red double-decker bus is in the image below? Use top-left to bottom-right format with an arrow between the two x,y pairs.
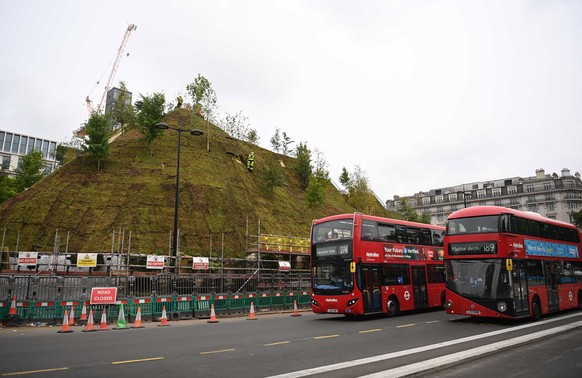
310,213 -> 446,316
444,206 -> 582,320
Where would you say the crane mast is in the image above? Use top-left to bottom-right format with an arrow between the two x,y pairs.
85,23 -> 137,115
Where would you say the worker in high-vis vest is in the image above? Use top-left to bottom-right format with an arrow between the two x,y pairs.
246,152 -> 255,172
176,96 -> 183,108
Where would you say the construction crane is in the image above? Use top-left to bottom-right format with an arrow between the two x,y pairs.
85,23 -> 137,116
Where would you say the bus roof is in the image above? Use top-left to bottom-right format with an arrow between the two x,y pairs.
447,206 -> 576,229
312,213 -> 444,230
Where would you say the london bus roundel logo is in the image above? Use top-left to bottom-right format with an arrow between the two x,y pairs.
404,291 -> 410,301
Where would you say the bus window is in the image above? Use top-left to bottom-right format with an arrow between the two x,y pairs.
407,228 -> 420,244
427,265 -> 445,283
383,264 -> 410,285
361,220 -> 379,241
420,229 -> 432,246
432,229 -> 444,246
378,223 -> 397,242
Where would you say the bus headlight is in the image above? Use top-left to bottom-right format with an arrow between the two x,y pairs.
311,299 -> 319,307
497,302 -> 507,313
347,298 -> 359,307
445,299 -> 453,309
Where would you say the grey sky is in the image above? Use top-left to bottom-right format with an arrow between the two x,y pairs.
1,0 -> 581,201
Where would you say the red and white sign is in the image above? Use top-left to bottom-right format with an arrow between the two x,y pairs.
90,287 -> 118,305
146,255 -> 165,270
278,261 -> 291,272
192,257 -> 209,270
18,252 -> 38,266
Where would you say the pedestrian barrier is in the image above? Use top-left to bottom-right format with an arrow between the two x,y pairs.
0,290 -> 312,324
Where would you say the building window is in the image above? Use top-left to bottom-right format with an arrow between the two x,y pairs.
492,188 -> 501,197
11,134 -> 20,153
4,133 -> 12,152
566,181 -> 575,188
544,194 -> 554,201
27,138 -> 36,153
422,197 -> 430,205
450,204 -> 457,211
527,196 -> 536,203
408,199 -> 416,207
1,155 -> 9,170
528,205 -> 538,212
449,193 -> 457,202
526,184 -> 534,193
508,186 -> 517,195
437,214 -> 444,222
49,142 -> 57,160
479,201 -> 487,206
437,206 -> 444,213
543,182 -> 552,190
477,190 -> 486,199
42,140 -> 49,159
567,202 -> 580,210
510,198 -> 520,205
547,203 -> 555,212
494,200 -> 502,206
435,195 -> 443,203
17,157 -> 23,171
19,136 -> 28,154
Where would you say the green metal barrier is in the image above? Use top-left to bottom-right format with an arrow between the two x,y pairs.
173,296 -> 193,320
244,293 -> 258,313
229,293 -> 245,315
212,294 -> 229,316
257,292 -> 271,310
194,294 -> 212,318
271,292 -> 285,310
298,290 -> 312,308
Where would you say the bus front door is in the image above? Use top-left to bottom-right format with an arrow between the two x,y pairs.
544,261 -> 560,312
359,265 -> 382,313
510,260 -> 529,317
411,266 -> 428,308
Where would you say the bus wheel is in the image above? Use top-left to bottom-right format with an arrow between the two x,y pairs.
441,291 -> 446,309
387,296 -> 400,317
531,297 -> 542,321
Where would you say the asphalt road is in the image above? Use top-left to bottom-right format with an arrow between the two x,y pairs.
1,309 -> 581,377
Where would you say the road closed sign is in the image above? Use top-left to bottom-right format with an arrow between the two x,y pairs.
90,287 -> 118,305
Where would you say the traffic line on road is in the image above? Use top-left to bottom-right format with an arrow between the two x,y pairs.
396,323 -> 415,328
426,320 -> 440,324
266,311 -> 582,378
265,341 -> 291,346
359,329 -> 382,334
200,348 -> 236,355
2,367 -> 69,376
359,320 -> 582,378
314,334 -> 339,340
112,357 -> 164,365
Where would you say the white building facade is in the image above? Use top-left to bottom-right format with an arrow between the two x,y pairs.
386,168 -> 582,226
0,130 -> 58,178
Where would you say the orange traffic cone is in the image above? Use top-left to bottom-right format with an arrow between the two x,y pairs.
98,308 -> 109,331
8,296 -> 17,315
247,302 -> 257,320
207,304 -> 219,323
57,310 -> 73,333
291,300 -> 301,317
131,306 -> 144,329
80,303 -> 88,322
82,309 -> 97,332
68,306 -> 75,326
158,305 -> 170,327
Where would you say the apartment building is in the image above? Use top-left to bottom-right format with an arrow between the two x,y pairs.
386,168 -> 582,226
0,130 -> 58,178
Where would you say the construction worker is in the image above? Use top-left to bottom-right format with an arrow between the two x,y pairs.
246,152 -> 255,172
176,96 -> 183,108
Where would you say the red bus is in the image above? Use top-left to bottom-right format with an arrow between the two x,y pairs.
310,213 -> 446,316
444,206 -> 582,320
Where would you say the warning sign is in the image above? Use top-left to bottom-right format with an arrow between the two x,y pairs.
147,255 -> 165,269
77,253 -> 97,267
192,257 -> 209,270
18,252 -> 38,266
90,287 -> 117,305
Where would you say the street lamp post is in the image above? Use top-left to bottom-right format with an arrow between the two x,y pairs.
156,120 -> 203,273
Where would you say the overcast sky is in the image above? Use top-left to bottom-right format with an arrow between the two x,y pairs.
1,0 -> 581,201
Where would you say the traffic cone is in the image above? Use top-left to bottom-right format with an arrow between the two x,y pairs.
114,303 -> 128,330
131,306 -> 144,329
57,310 -> 73,333
80,303 -> 88,322
82,309 -> 97,332
8,296 -> 17,315
68,306 -> 75,326
291,300 -> 301,317
207,304 -> 219,323
158,305 -> 170,327
247,302 -> 257,320
98,308 -> 109,331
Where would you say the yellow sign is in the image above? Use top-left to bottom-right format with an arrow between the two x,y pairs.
506,258 -> 513,271
77,253 -> 98,267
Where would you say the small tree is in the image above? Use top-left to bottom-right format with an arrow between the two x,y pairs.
137,92 -> 166,156
110,81 -> 136,131
294,142 -> 312,190
339,167 -> 351,191
262,158 -> 283,197
186,74 -> 217,116
305,174 -> 325,210
571,209 -> 582,230
83,112 -> 110,171
16,150 -> 46,190
397,198 -> 419,222
270,128 -> 281,153
281,132 -> 294,156
0,173 -> 19,202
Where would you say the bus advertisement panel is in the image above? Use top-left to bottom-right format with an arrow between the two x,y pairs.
310,213 -> 445,316
444,206 -> 582,320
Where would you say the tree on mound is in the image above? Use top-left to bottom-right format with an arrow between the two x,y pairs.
83,112 -> 110,171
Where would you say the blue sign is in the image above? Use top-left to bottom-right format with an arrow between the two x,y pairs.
524,239 -> 579,258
